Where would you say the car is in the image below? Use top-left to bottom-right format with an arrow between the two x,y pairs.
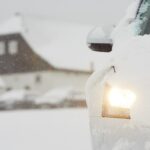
35,88 -> 86,108
0,89 -> 39,110
86,0 -> 150,149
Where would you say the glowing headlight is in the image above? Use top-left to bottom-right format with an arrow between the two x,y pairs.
108,88 -> 136,109
102,84 -> 136,119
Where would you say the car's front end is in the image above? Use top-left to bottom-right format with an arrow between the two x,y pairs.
86,0 -> 150,149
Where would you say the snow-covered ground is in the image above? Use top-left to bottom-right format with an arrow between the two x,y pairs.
0,109 -> 92,150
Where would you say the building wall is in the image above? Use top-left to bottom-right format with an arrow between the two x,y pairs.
1,70 -> 90,94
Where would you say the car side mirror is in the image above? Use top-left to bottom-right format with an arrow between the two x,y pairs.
87,27 -> 113,52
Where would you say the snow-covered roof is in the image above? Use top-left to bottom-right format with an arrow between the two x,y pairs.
0,13 -> 24,35
0,14 -> 101,71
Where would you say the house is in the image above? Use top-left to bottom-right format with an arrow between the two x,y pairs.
0,13 -> 93,98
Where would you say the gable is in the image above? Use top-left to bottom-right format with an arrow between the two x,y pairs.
0,33 -> 53,74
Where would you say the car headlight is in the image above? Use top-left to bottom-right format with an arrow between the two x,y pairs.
108,88 -> 136,109
102,84 -> 136,119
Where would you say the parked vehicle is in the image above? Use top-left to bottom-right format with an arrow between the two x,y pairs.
86,0 -> 150,149
35,88 -> 86,108
0,89 -> 38,110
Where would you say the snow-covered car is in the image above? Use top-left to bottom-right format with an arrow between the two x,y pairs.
35,88 -> 85,108
35,88 -> 73,104
86,0 -> 150,149
0,89 -> 38,109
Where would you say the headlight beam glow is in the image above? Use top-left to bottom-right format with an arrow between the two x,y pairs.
108,88 -> 136,109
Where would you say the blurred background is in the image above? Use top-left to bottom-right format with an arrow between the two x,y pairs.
0,0 -> 132,150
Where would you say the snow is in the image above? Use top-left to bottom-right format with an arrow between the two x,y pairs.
108,33 -> 150,126
0,89 -> 26,102
35,88 -> 71,104
0,89 -> 38,103
85,1 -> 150,149
125,0 -> 141,19
112,138 -> 134,150
145,142 -> 150,150
0,14 -> 24,35
35,88 -> 85,104
85,66 -> 114,116
87,27 -> 111,44
0,109 -> 92,150
111,0 -> 141,41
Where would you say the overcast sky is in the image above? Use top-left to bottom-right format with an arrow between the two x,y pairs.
0,0 -> 133,27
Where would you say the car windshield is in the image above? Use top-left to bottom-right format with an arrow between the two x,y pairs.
135,0 -> 150,35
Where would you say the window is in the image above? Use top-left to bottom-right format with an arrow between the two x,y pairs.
0,41 -> 5,55
8,40 -> 18,55
135,0 -> 150,35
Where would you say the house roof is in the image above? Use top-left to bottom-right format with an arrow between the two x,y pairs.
0,14 -> 24,35
0,14 -> 100,72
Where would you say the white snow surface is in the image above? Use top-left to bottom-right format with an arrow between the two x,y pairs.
0,109 -> 92,150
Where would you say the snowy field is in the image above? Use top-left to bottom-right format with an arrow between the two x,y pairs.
0,109 -> 92,150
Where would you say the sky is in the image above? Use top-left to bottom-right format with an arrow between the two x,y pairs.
0,0 -> 133,27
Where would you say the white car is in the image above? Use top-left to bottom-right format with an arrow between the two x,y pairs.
35,88 -> 85,104
86,0 -> 150,149
0,89 -> 38,110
